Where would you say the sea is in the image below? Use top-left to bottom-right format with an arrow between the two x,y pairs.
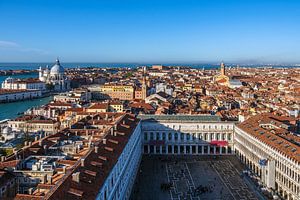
0,62 -> 220,71
0,62 -> 298,121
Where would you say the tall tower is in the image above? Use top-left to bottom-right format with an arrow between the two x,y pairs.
141,66 -> 147,100
220,62 -> 225,76
38,66 -> 43,81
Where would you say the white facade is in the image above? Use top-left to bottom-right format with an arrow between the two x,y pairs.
234,127 -> 300,200
38,59 -> 70,92
141,119 -> 235,155
1,77 -> 46,91
0,90 -> 42,103
53,89 -> 91,103
96,122 -> 142,200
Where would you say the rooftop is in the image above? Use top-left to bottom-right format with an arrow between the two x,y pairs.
138,114 -> 222,122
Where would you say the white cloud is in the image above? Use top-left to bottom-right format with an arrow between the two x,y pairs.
0,40 -> 20,48
0,40 -> 49,55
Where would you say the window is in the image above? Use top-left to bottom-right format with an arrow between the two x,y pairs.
168,133 -> 172,140
180,133 -> 184,140
174,133 -> 178,140
186,133 -> 190,140
162,132 -> 166,140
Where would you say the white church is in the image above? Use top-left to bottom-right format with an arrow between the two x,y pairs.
38,58 -> 71,92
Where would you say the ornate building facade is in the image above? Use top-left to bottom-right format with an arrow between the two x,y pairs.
38,59 -> 70,91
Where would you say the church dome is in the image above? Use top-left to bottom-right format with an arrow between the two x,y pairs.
50,59 -> 64,75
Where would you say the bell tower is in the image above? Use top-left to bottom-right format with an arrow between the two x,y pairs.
141,66 -> 147,100
220,61 -> 225,76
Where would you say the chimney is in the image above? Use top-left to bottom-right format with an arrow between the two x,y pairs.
88,142 -> 92,149
1,156 -> 5,162
105,114 -> 108,120
29,141 -> 32,146
28,188 -> 33,195
122,120 -> 126,125
81,158 -> 85,167
39,140 -> 43,146
47,176 -> 52,184
72,172 -> 80,183
35,136 -> 38,141
62,166 -> 66,173
42,174 -> 47,184
103,139 -> 106,145
95,146 -> 99,153
111,128 -> 114,135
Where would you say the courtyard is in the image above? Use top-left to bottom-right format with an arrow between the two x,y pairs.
130,155 -> 263,200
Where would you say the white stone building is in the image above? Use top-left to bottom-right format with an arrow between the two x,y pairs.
139,115 -> 235,155
0,89 -> 42,103
38,59 -> 70,92
1,77 -> 46,91
234,114 -> 300,200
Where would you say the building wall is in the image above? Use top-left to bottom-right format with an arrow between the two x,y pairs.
234,127 -> 300,200
2,80 -> 45,91
0,90 -> 42,103
141,121 -> 235,155
96,122 -> 142,200
99,85 -> 134,100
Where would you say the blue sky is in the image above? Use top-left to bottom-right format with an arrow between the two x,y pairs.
1,0 -> 300,63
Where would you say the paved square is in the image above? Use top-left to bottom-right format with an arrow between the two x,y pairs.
130,155 -> 260,200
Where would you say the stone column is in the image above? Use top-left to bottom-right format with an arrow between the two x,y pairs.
184,145 -> 186,154
172,145 -> 174,154
202,146 -> 204,154
160,145 -> 162,154
166,145 -> 169,154
196,145 -> 198,154
147,145 -> 150,154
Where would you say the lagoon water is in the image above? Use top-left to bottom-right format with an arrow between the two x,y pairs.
0,96 -> 53,120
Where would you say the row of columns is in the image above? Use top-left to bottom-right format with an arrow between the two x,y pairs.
144,144 -> 231,155
145,131 -> 232,142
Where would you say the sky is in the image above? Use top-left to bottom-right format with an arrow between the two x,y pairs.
0,0 -> 300,64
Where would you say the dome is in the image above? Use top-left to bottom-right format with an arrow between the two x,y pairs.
50,59 -> 64,75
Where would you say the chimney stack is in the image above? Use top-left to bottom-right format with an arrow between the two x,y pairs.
111,128 -> 114,135
95,146 -> 99,153
72,172 -> 80,183
81,158 -> 85,167
103,139 -> 106,145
